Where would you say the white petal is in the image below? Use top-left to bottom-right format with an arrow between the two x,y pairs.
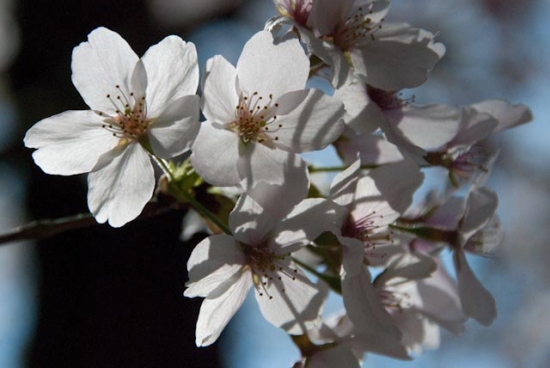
460,188 -> 498,241
273,89 -> 345,152
273,198 -> 348,251
190,122 -> 241,186
383,104 -> 461,151
450,107 -> 497,148
353,159 -> 424,220
195,269 -> 252,346
334,132 -> 404,166
24,110 -> 119,175
307,345 -> 361,368
333,80 -> 384,135
297,26 -> 352,88
185,234 -> 246,298
307,0 -> 352,35
71,27 -> 139,112
87,142 -> 154,227
141,36 -> 199,117
201,55 -> 239,123
237,31 -> 308,99
352,24 -> 442,91
471,99 -> 533,133
238,143 -> 309,218
229,195 -> 279,245
329,158 -> 361,208
147,95 -> 200,158
255,263 -> 323,334
425,196 -> 467,230
417,261 -> 466,334
454,250 -> 497,326
340,241 -> 408,359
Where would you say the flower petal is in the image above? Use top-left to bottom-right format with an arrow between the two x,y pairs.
238,143 -> 309,218
329,158 -> 361,208
24,110 -> 118,175
87,142 -> 154,227
334,132 -> 404,166
195,269 -> 252,346
351,24 -> 442,91
383,104 -> 461,151
71,27 -> 139,112
147,95 -> 200,158
255,263 -> 323,334
471,99 -> 533,133
229,195 -> 279,245
237,31 -> 308,99
273,198 -> 348,251
454,250 -> 497,326
142,36 -> 199,117
307,345 -> 361,368
185,234 -> 246,298
273,89 -> 345,153
201,54 -> 239,123
190,122 -> 241,186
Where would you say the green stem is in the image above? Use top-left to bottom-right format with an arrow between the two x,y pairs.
151,155 -> 232,235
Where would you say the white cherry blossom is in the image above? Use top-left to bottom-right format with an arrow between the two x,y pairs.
191,30 -> 345,217
24,27 -> 200,227
184,195 -> 347,347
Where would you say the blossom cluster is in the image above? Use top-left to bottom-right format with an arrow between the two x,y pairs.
24,0 -> 532,366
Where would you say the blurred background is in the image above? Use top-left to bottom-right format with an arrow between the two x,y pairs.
0,0 -> 548,367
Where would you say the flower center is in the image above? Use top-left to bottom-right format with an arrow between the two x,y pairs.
230,91 -> 281,146
331,4 -> 384,51
241,243 -> 297,300
343,210 -> 393,260
98,84 -> 151,144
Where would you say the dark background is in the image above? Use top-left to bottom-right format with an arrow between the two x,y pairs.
8,1 -> 243,367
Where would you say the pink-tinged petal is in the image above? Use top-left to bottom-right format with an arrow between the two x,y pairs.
195,269 -> 252,346
255,263 -> 323,334
71,27 -> 139,112
229,195 -> 279,245
185,234 -> 246,298
201,55 -> 239,123
190,122 -> 240,186
383,104 -> 461,151
87,142 -> 154,227
142,36 -> 199,116
236,31 -> 308,99
272,198 -> 348,251
147,95 -> 200,158
335,132 -> 404,166
307,345 -> 361,368
272,89 -> 345,152
453,250 -> 497,326
333,81 -> 384,135
238,144 -> 309,218
351,24 -> 442,91
460,188 -> 498,241
471,99 -> 533,133
329,158 -> 361,208
24,110 -> 119,175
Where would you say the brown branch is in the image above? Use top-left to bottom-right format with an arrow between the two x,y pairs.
0,199 -> 179,247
